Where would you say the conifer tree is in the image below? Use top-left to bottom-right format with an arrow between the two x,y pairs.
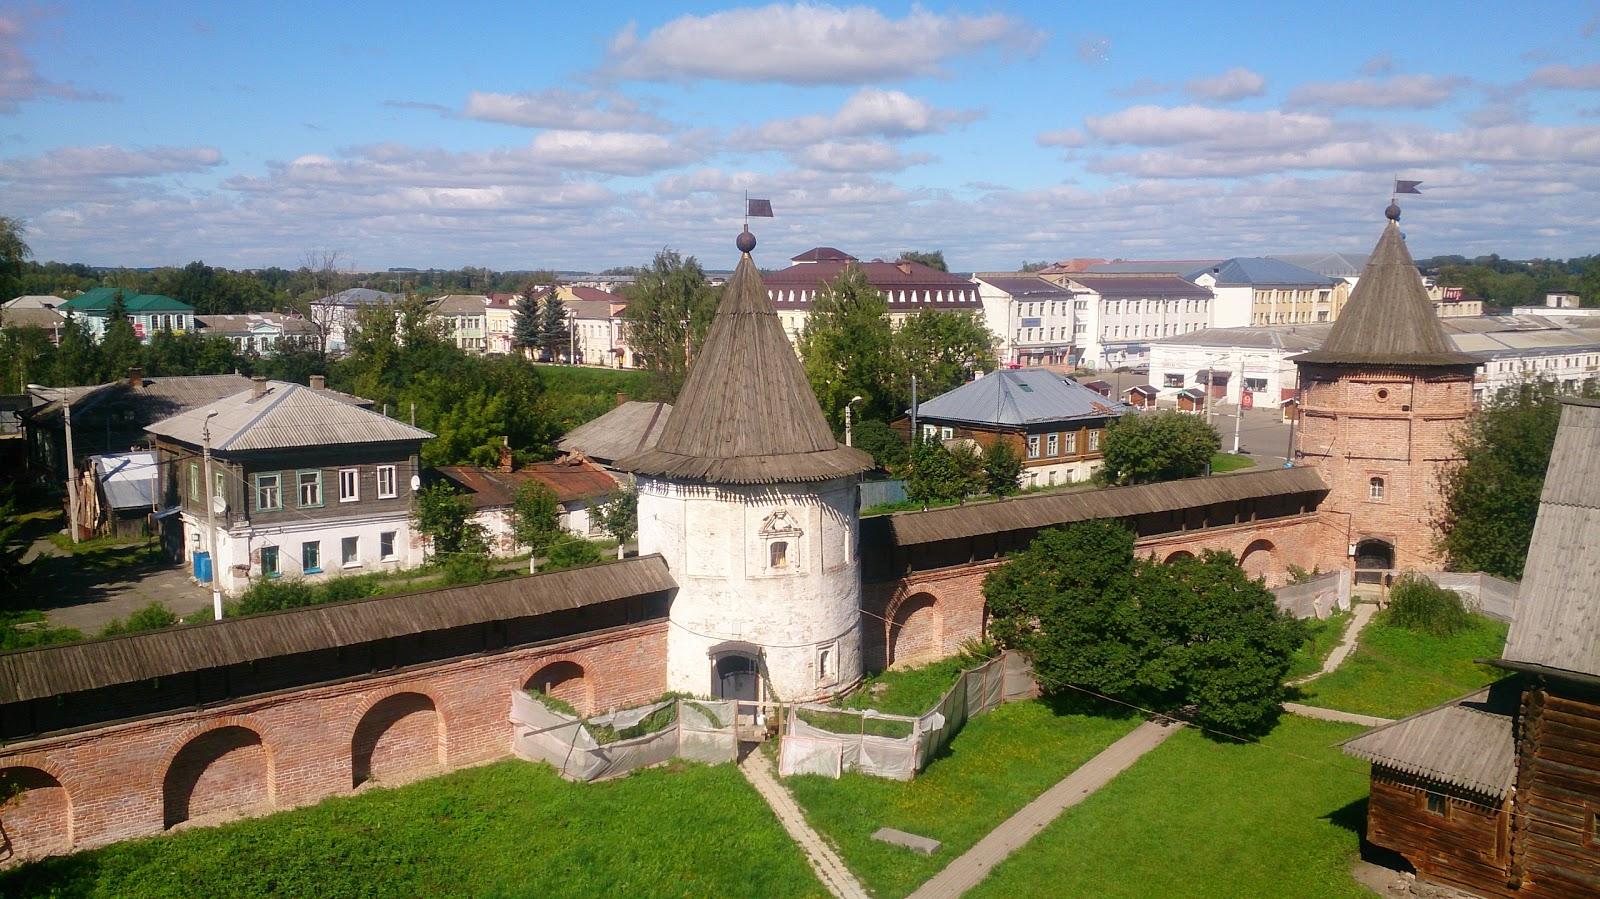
513,288 -> 541,356
538,290 -> 570,362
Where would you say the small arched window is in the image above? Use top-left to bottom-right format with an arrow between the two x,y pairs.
770,541 -> 789,570
1369,477 -> 1385,500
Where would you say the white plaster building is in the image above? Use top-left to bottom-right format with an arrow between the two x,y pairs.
1047,273 -> 1213,369
618,230 -> 875,703
565,286 -> 638,368
972,274 -> 1077,367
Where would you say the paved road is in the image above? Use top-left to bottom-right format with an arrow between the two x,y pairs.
18,522 -> 211,632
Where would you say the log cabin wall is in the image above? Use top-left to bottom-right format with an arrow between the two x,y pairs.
1514,682 -> 1600,898
1366,769 -> 1515,897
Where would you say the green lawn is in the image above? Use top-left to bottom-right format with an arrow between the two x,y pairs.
1209,452 -> 1256,473
0,760 -> 824,899
45,532 -> 165,571
786,699 -> 1141,898
837,655 -> 973,717
1286,609 -> 1355,681
967,717 -> 1371,898
1293,611 -> 1508,719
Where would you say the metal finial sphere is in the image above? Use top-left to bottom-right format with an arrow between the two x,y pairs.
1385,201 -> 1402,222
736,227 -> 756,253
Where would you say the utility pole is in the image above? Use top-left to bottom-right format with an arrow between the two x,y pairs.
202,412 -> 222,621
63,402 -> 80,544
910,376 -> 919,442
410,402 -> 416,427
1232,354 -> 1246,454
845,395 -> 863,446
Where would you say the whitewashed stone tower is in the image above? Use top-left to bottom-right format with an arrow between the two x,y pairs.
618,228 -> 874,702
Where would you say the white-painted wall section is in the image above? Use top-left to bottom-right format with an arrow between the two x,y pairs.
637,475 -> 862,702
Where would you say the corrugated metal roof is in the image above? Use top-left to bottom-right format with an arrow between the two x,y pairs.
1186,257 -> 1338,287
0,555 -> 677,704
559,401 -> 673,464
94,452 -> 156,510
438,460 -> 618,508
1064,274 -> 1212,298
60,287 -> 194,313
1269,252 -> 1370,279
916,369 -> 1130,428
974,274 -> 1075,299
427,294 -> 492,315
884,465 -> 1328,546
1502,399 -> 1600,678
145,381 -> 432,452
1341,681 -> 1518,798
314,288 -> 399,306
1082,260 -> 1222,275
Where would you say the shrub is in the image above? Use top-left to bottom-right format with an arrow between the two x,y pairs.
528,690 -> 579,717
441,551 -> 496,584
98,601 -> 180,637
320,574 -> 383,602
235,578 -> 319,615
538,536 -> 604,572
1387,574 -> 1472,637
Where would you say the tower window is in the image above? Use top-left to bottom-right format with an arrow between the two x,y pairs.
1369,477 -> 1385,500
1425,792 -> 1446,817
770,541 -> 789,570
1376,388 -> 1390,400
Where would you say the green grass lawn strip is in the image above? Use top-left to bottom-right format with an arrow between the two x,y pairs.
0,759 -> 825,899
1209,452 -> 1256,473
1294,611 -> 1507,719
1286,608 -> 1355,681
797,707 -> 914,739
966,716 -> 1371,898
786,699 -> 1140,898
836,656 -> 969,717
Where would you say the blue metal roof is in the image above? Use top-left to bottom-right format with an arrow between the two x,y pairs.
915,368 -> 1131,428
1185,257 -> 1337,287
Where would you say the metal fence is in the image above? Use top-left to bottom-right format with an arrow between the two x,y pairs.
860,479 -> 908,509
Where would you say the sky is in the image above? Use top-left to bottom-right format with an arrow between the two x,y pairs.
2,1 -> 1599,272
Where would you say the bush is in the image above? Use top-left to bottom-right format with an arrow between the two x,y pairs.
538,536 -> 604,572
320,574 -> 383,602
441,551 -> 496,584
98,601 -> 180,637
235,578 -> 319,615
1387,574 -> 1472,637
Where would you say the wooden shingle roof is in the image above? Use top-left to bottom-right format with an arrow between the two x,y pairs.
0,555 -> 676,703
1341,681 -> 1518,799
618,240 -> 872,484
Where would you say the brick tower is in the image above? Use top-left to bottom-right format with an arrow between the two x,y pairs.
1292,204 -> 1477,578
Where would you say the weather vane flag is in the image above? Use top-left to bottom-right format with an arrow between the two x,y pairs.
1394,179 -> 1423,195
746,196 -> 774,218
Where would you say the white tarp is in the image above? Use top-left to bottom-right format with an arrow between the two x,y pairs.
510,693 -> 737,782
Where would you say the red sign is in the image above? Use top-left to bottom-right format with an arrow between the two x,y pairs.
1240,389 -> 1254,411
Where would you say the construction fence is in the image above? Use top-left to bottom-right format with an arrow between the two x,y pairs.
778,650 -> 1038,781
510,692 -> 739,782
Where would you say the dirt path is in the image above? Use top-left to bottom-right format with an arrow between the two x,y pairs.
1288,600 -> 1379,687
738,750 -> 871,899
907,719 -> 1180,899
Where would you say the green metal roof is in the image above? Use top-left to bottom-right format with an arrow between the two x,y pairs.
60,287 -> 195,314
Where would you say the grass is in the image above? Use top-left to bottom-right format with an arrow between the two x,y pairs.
0,759 -> 825,899
44,532 -> 164,571
1286,609 -> 1355,681
1293,610 -> 1508,719
1209,452 -> 1256,474
796,707 -> 915,739
966,717 -> 1371,899
786,698 -> 1140,898
837,652 -> 990,717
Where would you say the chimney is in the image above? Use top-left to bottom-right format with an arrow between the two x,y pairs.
309,374 -> 326,390
615,391 -> 629,408
251,376 -> 268,399
498,437 -> 514,473
127,366 -> 144,389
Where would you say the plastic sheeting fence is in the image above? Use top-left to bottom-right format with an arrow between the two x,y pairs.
779,651 -> 1038,781
510,693 -> 739,782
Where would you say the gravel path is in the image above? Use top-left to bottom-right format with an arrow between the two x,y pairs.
739,750 -> 871,899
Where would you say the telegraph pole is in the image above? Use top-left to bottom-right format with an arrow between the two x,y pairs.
63,401 -> 80,544
202,412 -> 222,621
1232,355 -> 1246,454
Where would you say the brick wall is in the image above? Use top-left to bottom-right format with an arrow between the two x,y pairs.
861,513 -> 1346,670
0,621 -> 666,861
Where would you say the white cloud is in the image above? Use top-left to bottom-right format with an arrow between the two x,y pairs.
1184,68 -> 1266,102
1287,74 -> 1467,109
1084,105 -> 1336,150
793,140 -> 932,172
604,4 -> 1042,84
740,88 -> 978,148
1525,63 -> 1600,90
525,129 -> 709,175
461,89 -> 676,133
0,13 -> 116,114
1037,128 -> 1086,148
0,145 -> 223,179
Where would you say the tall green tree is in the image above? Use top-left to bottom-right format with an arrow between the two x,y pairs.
796,266 -> 895,424
596,486 -> 639,560
513,288 -> 542,355
510,480 -> 562,551
891,310 -> 998,409
538,289 -> 570,362
1437,379 -> 1600,578
620,249 -> 718,397
412,481 -> 488,558
906,436 -> 975,507
99,311 -> 143,383
0,325 -> 56,392
984,520 -> 1301,735
52,316 -> 103,385
898,250 -> 949,272
983,439 -> 1023,497
0,215 -> 30,302
1099,411 -> 1220,486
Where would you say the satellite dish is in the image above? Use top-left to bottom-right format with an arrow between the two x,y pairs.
410,475 -> 422,491
212,495 -> 228,515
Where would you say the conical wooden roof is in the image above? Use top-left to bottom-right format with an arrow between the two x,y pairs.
1295,216 -> 1477,367
617,241 -> 873,485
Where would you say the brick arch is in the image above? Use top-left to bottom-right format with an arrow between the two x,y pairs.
1164,550 -> 1196,563
523,659 -> 591,716
887,591 -> 944,669
1239,539 -> 1279,584
351,691 -> 445,788
162,722 -> 272,829
0,763 -> 72,861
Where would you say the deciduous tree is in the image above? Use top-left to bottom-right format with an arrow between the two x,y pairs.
596,486 -> 638,559
983,439 -> 1023,497
1098,411 -> 1220,485
796,266 -> 895,424
891,309 -> 998,408
620,249 -> 718,397
898,250 -> 949,272
510,480 -> 562,551
412,481 -> 488,558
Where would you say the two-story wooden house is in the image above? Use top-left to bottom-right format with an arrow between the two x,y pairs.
906,368 -> 1132,488
145,378 -> 433,595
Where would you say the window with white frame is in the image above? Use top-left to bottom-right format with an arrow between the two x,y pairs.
297,470 -> 322,507
189,462 -> 200,500
339,468 -> 360,502
1369,477 -> 1385,500
341,535 -> 359,567
1046,433 -> 1059,456
1027,435 -> 1041,459
254,473 -> 283,511
380,531 -> 397,560
1088,429 -> 1101,451
377,465 -> 397,498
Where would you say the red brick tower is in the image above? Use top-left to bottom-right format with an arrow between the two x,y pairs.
1292,204 -> 1477,579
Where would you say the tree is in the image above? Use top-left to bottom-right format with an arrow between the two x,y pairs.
98,305 -> 143,383
596,486 -> 638,560
906,436 -> 973,507
891,310 -> 998,409
1437,379 -> 1600,578
1020,260 -> 1050,273
538,289 -> 570,362
513,288 -> 542,356
983,520 -> 1302,735
510,480 -> 562,552
852,418 -> 908,471
0,215 -> 31,302
0,325 -> 55,392
297,249 -> 345,357
52,315 -> 103,385
412,481 -> 488,558
796,266 -> 895,424
538,535 -> 605,572
1099,411 -> 1220,486
620,249 -> 718,396
898,250 -> 949,272
983,439 -> 1023,497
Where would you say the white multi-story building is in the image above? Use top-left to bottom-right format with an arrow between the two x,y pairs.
428,295 -> 490,353
565,285 -> 638,367
1046,273 -> 1213,369
1187,258 -> 1346,328
309,288 -> 400,354
972,274 -> 1077,367
618,231 -> 874,702
485,294 -> 518,354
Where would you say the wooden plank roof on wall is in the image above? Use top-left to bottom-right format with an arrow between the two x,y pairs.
881,465 -> 1329,547
1341,681 -> 1518,799
0,555 -> 677,704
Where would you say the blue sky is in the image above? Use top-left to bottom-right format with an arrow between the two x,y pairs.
3,1 -> 1599,271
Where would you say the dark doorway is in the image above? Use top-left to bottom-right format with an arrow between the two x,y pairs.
714,654 -> 759,701
1354,539 -> 1395,585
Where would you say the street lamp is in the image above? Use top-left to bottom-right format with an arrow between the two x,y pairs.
844,395 -> 864,447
